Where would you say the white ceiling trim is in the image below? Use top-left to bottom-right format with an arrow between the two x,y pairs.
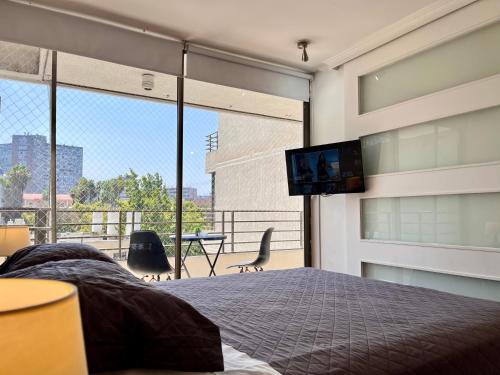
321,0 -> 479,70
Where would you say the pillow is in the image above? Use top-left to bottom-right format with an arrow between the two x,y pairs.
1,259 -> 223,373
0,243 -> 115,274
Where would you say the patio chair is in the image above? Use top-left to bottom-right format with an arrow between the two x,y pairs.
127,230 -> 173,281
227,227 -> 274,272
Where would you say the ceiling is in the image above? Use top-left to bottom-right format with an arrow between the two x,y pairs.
31,0 -> 443,71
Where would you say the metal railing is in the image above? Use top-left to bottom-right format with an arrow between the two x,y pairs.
0,207 -> 51,243
1,208 -> 303,260
205,131 -> 218,152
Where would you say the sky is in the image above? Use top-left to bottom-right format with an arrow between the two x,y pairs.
0,79 -> 218,196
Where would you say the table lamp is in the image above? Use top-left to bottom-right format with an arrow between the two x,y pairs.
0,225 -> 31,257
0,279 -> 88,375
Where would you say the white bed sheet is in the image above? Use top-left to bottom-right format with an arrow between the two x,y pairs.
97,344 -> 281,375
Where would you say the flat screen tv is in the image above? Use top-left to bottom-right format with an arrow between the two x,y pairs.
285,140 -> 365,196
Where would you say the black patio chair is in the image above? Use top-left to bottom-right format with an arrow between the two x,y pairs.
227,227 -> 274,273
127,230 -> 173,281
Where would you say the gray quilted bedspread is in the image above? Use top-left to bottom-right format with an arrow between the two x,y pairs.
160,268 -> 500,375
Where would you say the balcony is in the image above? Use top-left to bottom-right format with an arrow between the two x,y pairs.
206,131 -> 218,153
0,208 -> 304,278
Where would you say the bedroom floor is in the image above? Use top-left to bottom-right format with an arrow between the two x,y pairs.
117,248 -> 303,279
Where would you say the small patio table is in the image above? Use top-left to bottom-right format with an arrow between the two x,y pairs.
169,233 -> 227,277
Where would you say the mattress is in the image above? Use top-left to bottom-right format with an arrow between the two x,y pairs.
159,267 -> 500,375
98,344 -> 280,375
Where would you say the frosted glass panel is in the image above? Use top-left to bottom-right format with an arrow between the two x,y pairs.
359,21 -> 500,113
361,193 -> 500,248
361,105 -> 500,175
362,263 -> 500,302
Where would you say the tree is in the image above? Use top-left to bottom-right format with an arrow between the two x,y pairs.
122,170 -> 171,210
64,170 -> 208,257
41,189 -> 49,202
71,177 -> 98,204
3,164 -> 31,208
1,164 -> 31,221
117,171 -> 172,253
97,176 -> 127,207
119,171 -> 207,256
59,200 -> 112,234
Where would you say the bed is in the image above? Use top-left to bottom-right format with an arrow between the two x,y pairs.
160,267 -> 500,375
3,244 -> 500,374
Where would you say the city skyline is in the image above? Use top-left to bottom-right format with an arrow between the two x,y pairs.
0,133 -> 209,198
0,133 -> 83,194
0,78 -> 218,195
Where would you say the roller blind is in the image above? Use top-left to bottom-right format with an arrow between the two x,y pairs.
186,46 -> 311,102
0,1 -> 311,100
0,0 -> 183,76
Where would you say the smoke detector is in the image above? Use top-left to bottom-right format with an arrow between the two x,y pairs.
142,73 -> 155,91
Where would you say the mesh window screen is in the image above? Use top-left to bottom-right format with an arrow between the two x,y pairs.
182,79 -> 304,277
0,41 -> 41,75
0,77 -> 50,243
55,53 -> 178,262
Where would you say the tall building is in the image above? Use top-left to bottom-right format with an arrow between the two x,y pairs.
205,112 -> 303,252
167,187 -> 198,201
0,134 -> 83,194
206,112 -> 302,212
11,134 -> 49,194
56,144 -> 83,193
0,143 -> 12,175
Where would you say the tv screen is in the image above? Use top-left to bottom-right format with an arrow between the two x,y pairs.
285,140 -> 365,196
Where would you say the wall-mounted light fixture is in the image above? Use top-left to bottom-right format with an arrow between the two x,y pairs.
297,40 -> 310,62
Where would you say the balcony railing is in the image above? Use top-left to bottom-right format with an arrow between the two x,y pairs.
205,131 -> 218,152
0,208 -> 303,261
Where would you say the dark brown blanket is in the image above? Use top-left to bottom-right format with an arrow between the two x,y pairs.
1,247 -> 224,374
160,267 -> 500,375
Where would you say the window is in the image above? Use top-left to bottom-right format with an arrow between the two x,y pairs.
362,262 -> 500,302
361,105 -> 500,175
183,79 -> 305,276
361,193 -> 500,249
1,42 -> 309,276
359,21 -> 500,113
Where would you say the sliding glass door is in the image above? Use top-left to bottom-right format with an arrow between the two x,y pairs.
0,40 -> 310,276
181,79 -> 305,277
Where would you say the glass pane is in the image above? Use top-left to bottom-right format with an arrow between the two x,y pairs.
183,79 -> 304,277
359,21 -> 500,113
361,193 -> 500,248
56,53 -> 177,264
0,54 -> 50,244
362,262 -> 500,302
361,105 -> 500,175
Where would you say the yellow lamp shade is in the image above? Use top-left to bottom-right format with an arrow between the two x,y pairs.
0,279 -> 88,375
0,226 -> 31,256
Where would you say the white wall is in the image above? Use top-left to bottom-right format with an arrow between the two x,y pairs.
311,0 -> 500,282
310,68 -> 347,271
